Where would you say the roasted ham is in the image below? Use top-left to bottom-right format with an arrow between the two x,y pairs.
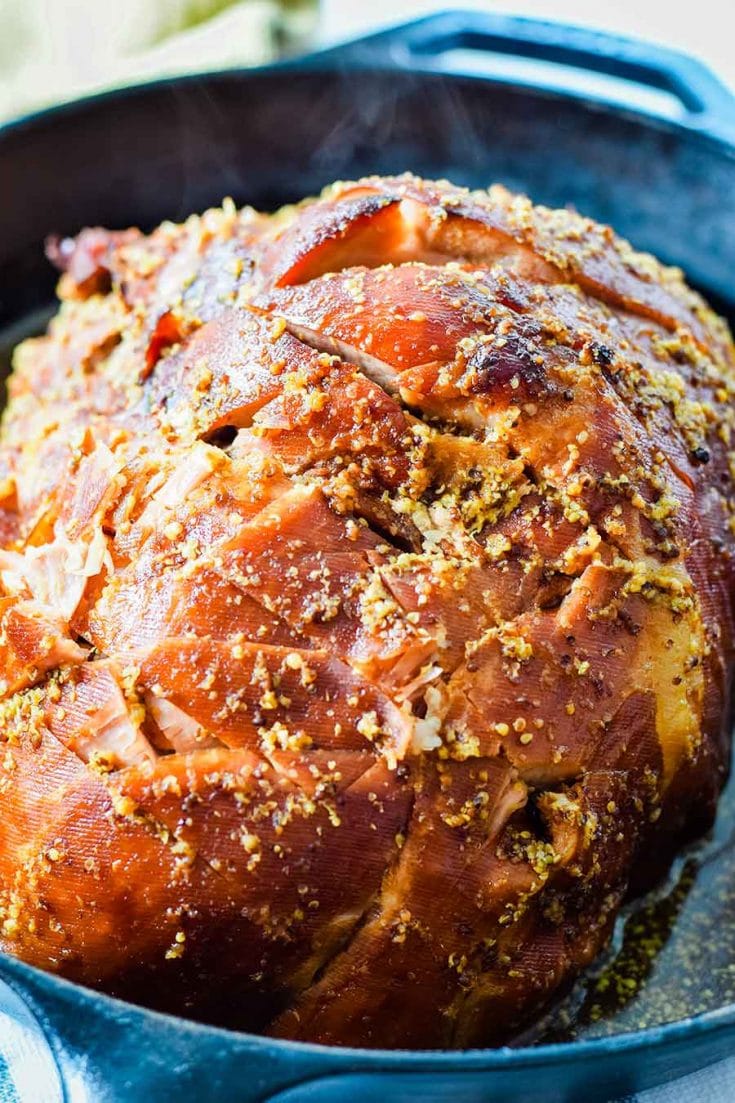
1,175 -> 734,1048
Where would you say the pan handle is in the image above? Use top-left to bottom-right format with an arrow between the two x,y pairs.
314,11 -> 735,142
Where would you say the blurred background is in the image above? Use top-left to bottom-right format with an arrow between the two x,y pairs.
0,0 -> 733,124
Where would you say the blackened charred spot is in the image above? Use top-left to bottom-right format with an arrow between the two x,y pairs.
690,446 -> 711,465
465,334 -> 551,401
590,342 -> 614,367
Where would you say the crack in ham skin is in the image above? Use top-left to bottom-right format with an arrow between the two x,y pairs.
0,174 -> 734,1049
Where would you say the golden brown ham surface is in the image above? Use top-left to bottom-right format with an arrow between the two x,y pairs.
1,174 -> 735,1048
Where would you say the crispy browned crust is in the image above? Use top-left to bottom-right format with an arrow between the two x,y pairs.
1,175 -> 734,1047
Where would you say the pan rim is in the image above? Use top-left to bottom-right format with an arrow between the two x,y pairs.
2,59 -> 735,162
4,946 -> 735,1066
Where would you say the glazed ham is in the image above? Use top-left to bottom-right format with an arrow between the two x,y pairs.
1,175 -> 735,1048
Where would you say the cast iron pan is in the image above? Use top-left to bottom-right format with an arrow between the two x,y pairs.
2,11 -> 735,1101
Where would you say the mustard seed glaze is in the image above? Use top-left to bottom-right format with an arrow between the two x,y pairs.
0,175 -> 734,1048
